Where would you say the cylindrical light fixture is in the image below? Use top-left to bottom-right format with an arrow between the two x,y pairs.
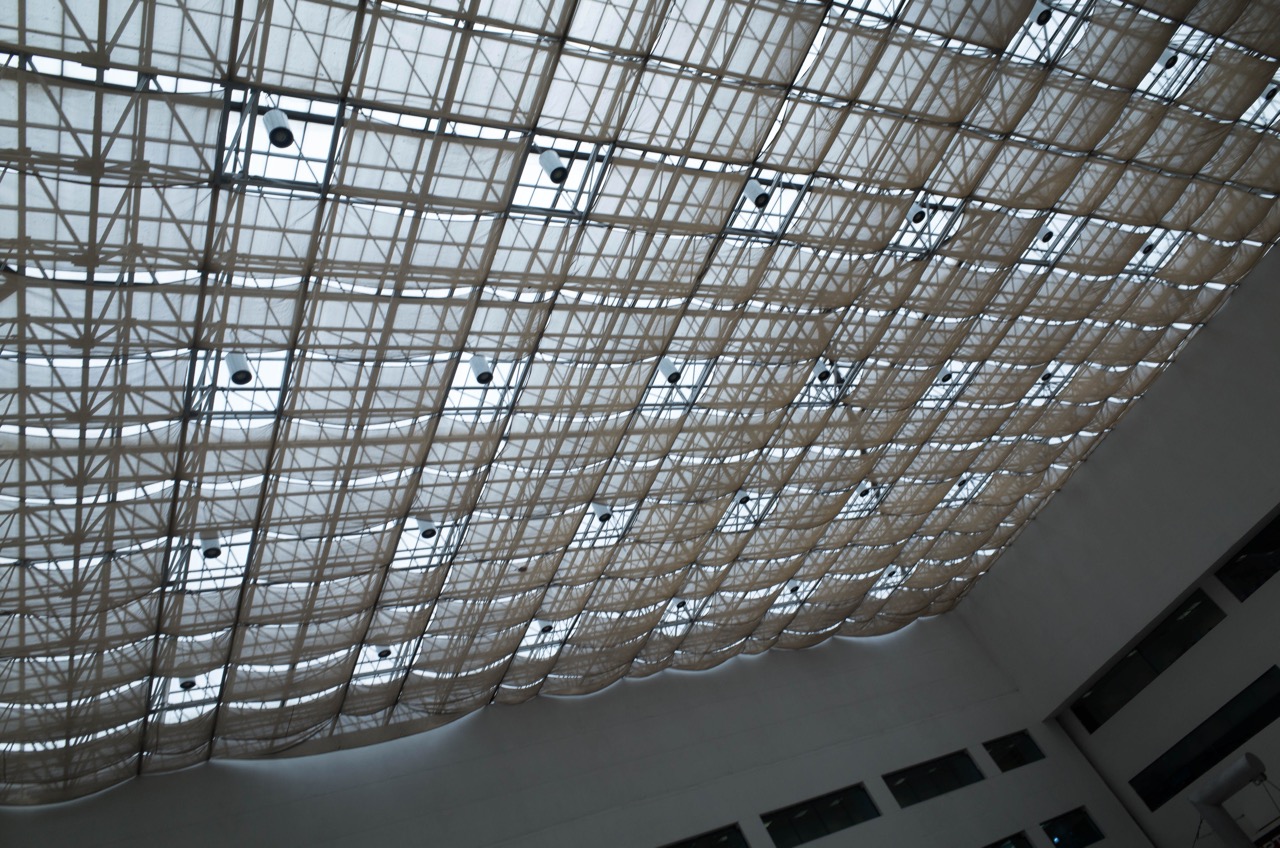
178,678 -> 197,691
657,356 -> 680,384
734,490 -> 751,506
374,645 -> 393,659
590,502 -> 612,523
199,535 -> 222,559
743,178 -> 770,209
469,353 -> 493,385
262,108 -> 294,148
908,203 -> 928,225
538,149 -> 568,184
416,517 -> 437,539
224,350 -> 253,386
814,360 -> 833,382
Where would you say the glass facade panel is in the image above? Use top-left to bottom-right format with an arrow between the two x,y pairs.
762,783 -> 880,848
984,730 -> 1045,772
884,750 -> 984,808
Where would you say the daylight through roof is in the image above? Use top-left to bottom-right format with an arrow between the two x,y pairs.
1,0 -> 1279,805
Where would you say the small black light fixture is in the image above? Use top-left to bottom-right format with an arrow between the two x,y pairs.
538,149 -> 568,184
469,353 -> 493,385
262,108 -> 294,148
179,678 -> 197,691
743,178 -> 770,209
657,356 -> 681,384
199,535 -> 222,559
223,350 -> 253,385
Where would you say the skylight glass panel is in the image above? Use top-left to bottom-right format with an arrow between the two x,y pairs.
2,0 -> 1278,806
837,483 -> 891,520
1005,0 -> 1090,65
1136,24 -> 1214,102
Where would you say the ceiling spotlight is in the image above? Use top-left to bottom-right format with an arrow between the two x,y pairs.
469,353 -> 493,385
262,108 -> 294,148
199,535 -> 222,559
590,502 -> 612,523
223,350 -> 253,386
743,178 -> 770,209
416,517 -> 437,539
657,356 -> 681,384
374,645 -> 393,659
538,149 -> 568,184
178,678 -> 197,691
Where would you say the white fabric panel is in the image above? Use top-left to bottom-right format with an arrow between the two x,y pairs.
1,0 -> 1278,806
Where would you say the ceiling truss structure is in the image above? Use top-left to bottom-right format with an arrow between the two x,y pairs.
1,0 -> 1279,804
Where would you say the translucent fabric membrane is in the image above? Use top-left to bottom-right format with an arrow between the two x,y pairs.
2,0 -> 1279,804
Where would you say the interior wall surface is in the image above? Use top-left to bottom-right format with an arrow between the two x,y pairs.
958,246 -> 1280,722
0,615 -> 1146,848
1059,572 -> 1280,848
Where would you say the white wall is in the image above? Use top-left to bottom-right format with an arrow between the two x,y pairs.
958,245 -> 1280,848
0,615 -> 1147,848
958,246 -> 1280,722
1059,570 -> 1280,848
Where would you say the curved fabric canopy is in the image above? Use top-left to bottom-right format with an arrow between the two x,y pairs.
2,0 -> 1279,804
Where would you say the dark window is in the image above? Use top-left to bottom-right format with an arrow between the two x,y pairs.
884,750 -> 984,808
1040,808 -> 1104,847
761,783 -> 879,848
984,730 -> 1045,772
981,834 -> 1034,848
1216,511 -> 1280,601
1071,589 -> 1225,732
1130,665 -> 1280,810
659,824 -> 749,848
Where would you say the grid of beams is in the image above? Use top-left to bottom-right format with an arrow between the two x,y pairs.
1,0 -> 1279,804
